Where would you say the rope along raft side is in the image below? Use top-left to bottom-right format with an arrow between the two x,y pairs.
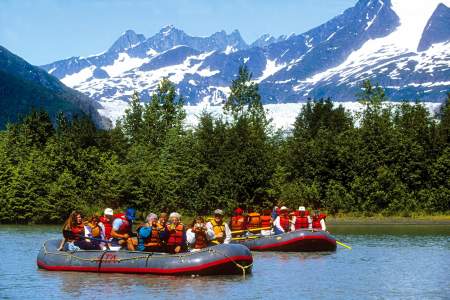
37,239 -> 253,276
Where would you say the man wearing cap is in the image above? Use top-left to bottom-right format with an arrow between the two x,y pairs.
206,209 -> 232,244
111,208 -> 137,251
273,206 -> 294,234
99,208 -> 114,240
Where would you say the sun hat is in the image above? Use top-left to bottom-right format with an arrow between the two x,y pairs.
104,208 -> 113,216
214,209 -> 224,215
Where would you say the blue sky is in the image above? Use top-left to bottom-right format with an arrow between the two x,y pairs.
0,0 -> 356,65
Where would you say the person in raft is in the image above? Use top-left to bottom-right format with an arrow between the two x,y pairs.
229,207 -> 247,237
186,216 -> 215,251
207,209 -> 232,244
311,210 -> 327,231
273,206 -> 294,235
136,213 -> 167,252
166,212 -> 187,254
84,214 -> 106,249
99,208 -> 114,241
111,208 -> 137,251
260,209 -> 273,236
57,211 -> 100,251
292,206 -> 312,230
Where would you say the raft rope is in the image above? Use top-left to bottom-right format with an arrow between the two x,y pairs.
42,240 -> 252,276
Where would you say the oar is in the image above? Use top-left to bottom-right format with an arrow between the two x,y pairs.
336,240 -> 352,250
232,235 -> 261,241
231,227 -> 272,234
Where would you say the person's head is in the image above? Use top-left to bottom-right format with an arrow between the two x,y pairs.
214,209 -> 224,223
63,210 -> 83,230
146,213 -> 158,226
191,216 -> 205,228
169,212 -> 181,225
89,215 -> 100,225
280,206 -> 288,216
125,208 -> 136,222
262,209 -> 271,216
159,213 -> 168,224
103,208 -> 114,221
234,207 -> 243,216
298,206 -> 306,216
313,210 -> 320,217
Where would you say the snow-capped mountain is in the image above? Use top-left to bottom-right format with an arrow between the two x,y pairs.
41,0 -> 450,121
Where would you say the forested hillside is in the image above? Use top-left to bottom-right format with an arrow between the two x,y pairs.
0,67 -> 449,223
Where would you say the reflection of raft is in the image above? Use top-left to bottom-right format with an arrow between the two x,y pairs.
37,239 -> 252,276
231,229 -> 337,252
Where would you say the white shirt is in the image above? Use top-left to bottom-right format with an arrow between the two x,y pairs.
206,221 -> 232,244
186,227 -> 215,245
273,216 -> 295,233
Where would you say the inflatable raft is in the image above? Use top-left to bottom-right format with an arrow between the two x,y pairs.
231,229 -> 337,252
37,239 -> 253,276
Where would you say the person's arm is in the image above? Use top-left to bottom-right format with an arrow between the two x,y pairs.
224,223 -> 232,244
206,222 -> 216,239
186,229 -> 195,245
111,219 -> 129,239
206,227 -> 215,241
98,223 -> 106,240
308,216 -> 312,229
290,218 -> 296,232
320,219 -> 326,231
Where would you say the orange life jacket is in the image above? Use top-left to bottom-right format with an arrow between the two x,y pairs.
247,212 -> 261,229
279,215 -> 291,232
193,228 -> 208,249
167,224 -> 185,246
260,215 -> 272,228
294,213 -> 309,229
146,225 -> 162,247
230,215 -> 246,231
87,223 -> 102,238
312,214 -> 326,229
99,216 -> 112,239
210,219 -> 226,243
70,224 -> 84,240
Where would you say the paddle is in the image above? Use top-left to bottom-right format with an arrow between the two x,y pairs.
336,240 -> 352,250
231,227 -> 272,234
232,235 -> 261,241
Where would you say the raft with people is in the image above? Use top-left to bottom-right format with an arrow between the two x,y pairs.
37,239 -> 253,276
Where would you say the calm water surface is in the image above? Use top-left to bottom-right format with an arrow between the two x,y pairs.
0,225 -> 449,299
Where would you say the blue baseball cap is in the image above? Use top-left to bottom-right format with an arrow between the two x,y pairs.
125,208 -> 136,221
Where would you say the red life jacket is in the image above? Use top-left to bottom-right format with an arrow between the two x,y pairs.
247,213 -> 261,229
230,215 -> 246,231
193,228 -> 208,249
114,213 -> 131,234
312,214 -> 326,229
295,213 -> 309,229
260,215 -> 272,228
279,215 -> 290,232
167,224 -> 185,246
99,216 -> 112,239
71,224 -> 84,239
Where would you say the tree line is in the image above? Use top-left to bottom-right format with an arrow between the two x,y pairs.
0,67 -> 449,224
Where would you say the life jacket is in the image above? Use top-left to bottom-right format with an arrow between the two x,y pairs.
167,224 -> 185,246
294,213 -> 309,229
260,215 -> 272,228
99,216 -> 112,239
312,214 -> 326,230
210,219 -> 226,243
230,215 -> 246,231
193,228 -> 208,249
279,215 -> 291,232
71,224 -> 84,240
137,224 -> 162,249
247,212 -> 261,229
114,213 -> 131,234
87,223 -> 102,238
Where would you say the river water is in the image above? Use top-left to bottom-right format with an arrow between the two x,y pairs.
0,225 -> 449,299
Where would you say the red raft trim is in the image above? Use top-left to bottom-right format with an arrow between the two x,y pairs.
37,255 -> 253,274
250,234 -> 336,251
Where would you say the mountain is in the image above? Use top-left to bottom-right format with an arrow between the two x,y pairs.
0,46 -> 111,129
41,0 -> 450,122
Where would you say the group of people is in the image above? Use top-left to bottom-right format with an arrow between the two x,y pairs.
58,205 -> 326,253
231,206 -> 327,236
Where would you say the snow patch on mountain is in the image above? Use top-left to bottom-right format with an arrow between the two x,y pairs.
102,53 -> 150,77
257,59 -> 287,82
61,65 -> 95,87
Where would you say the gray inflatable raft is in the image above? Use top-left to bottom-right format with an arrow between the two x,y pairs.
37,239 -> 252,276
231,229 -> 337,252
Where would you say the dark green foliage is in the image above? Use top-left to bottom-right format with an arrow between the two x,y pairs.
0,76 -> 448,224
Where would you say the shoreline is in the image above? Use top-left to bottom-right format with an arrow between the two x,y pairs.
327,214 -> 450,225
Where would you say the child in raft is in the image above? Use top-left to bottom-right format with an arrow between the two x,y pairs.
58,211 -> 100,251
186,216 -> 215,251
